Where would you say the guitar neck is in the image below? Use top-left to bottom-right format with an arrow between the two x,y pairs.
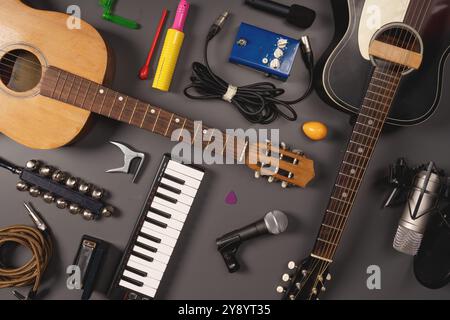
311,66 -> 403,263
40,67 -> 246,160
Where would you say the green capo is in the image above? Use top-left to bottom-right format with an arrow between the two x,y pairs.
99,0 -> 140,29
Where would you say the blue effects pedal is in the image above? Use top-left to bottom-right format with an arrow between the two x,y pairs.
229,23 -> 300,81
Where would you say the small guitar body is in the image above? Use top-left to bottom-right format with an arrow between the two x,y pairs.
315,0 -> 450,126
0,0 -> 109,149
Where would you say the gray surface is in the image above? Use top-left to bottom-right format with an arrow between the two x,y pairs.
1,0 -> 450,300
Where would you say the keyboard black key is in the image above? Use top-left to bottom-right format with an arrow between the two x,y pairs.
125,266 -> 147,278
149,207 -> 171,219
122,275 -> 143,287
146,217 -> 168,229
163,173 -> 185,185
160,182 -> 181,194
156,192 -> 177,204
132,250 -> 154,263
139,232 -> 161,244
136,241 -> 157,253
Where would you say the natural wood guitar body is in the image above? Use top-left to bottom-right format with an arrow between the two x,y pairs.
0,0 -> 108,149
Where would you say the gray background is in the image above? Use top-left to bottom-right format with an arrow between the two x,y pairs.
1,0 -> 449,300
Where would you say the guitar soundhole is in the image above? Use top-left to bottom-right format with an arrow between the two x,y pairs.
0,49 -> 42,92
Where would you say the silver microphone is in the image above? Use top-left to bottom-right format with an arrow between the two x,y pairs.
393,169 -> 441,255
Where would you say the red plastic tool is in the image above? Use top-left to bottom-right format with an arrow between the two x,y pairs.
139,8 -> 168,80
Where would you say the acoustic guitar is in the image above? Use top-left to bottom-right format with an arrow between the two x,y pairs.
278,0 -> 450,299
315,0 -> 450,126
0,0 -> 314,189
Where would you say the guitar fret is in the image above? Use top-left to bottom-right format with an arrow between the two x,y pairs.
51,70 -> 62,98
335,184 -> 356,193
326,210 -> 346,218
98,88 -> 108,114
57,72 -> 68,100
372,76 -> 396,84
108,92 -> 118,118
369,83 -> 395,94
118,96 -> 128,120
129,99 -> 139,125
322,224 -> 343,232
352,130 -> 377,141
346,150 -> 369,160
331,197 -> 351,205
339,172 -> 361,182
178,118 -> 187,141
66,74 -> 76,103
364,97 -> 391,106
317,238 -> 338,247
80,81 -> 91,109
152,109 -> 161,132
140,104 -> 150,128
350,139 -> 374,150
71,76 -> 82,105
374,70 -> 398,80
164,114 -> 174,136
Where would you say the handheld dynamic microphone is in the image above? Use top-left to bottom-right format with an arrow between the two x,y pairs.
393,164 -> 442,256
217,210 -> 288,272
244,0 -> 316,29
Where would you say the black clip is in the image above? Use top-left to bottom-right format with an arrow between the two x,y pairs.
383,158 -> 413,208
216,235 -> 242,273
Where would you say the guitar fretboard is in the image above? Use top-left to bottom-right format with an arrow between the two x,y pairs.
40,67 -> 246,160
311,67 -> 402,262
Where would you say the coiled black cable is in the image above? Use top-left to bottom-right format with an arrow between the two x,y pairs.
184,12 -> 315,125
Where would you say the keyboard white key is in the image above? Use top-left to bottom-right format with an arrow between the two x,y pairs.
129,254 -> 166,273
143,221 -> 180,240
161,177 -> 197,197
150,202 -> 187,223
147,211 -> 184,231
133,245 -> 170,264
119,279 -> 156,298
140,225 -> 177,247
167,160 -> 205,181
136,236 -> 174,256
153,196 -> 190,214
165,168 -> 201,189
156,187 -> 194,206
125,258 -> 164,281
123,270 -> 160,290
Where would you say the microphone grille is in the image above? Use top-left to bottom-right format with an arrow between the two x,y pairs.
393,225 -> 423,256
264,210 -> 288,235
287,5 -> 316,29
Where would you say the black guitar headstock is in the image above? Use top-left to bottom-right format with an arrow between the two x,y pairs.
15,160 -> 114,221
276,256 -> 332,300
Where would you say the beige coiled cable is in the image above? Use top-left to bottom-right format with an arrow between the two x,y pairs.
0,225 -> 52,296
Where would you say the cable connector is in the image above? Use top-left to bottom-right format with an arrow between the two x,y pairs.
207,11 -> 230,41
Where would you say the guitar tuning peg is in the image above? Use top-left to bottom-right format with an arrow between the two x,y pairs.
281,181 -> 289,189
29,186 -> 41,197
282,273 -> 291,282
268,176 -> 275,183
78,182 -> 91,194
65,177 -> 78,189
16,181 -> 29,192
91,188 -> 104,200
280,142 -> 287,150
43,192 -> 55,203
82,209 -> 95,221
254,171 -> 261,179
288,261 -> 297,270
326,274 -> 332,281
39,166 -> 52,177
276,286 -> 286,294
52,170 -> 66,182
101,206 -> 114,218
311,288 -> 318,295
25,160 -> 40,171
69,203 -> 82,215
56,198 -> 68,209
321,286 -> 326,292
292,149 -> 304,156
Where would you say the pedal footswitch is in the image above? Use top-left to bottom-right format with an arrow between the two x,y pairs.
229,23 -> 300,81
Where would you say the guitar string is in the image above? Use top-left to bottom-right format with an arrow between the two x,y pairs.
300,1 -> 429,297
303,1 -> 431,299
320,0 -> 431,262
323,0 -> 429,261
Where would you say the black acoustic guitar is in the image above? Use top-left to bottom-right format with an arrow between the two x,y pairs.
315,0 -> 450,126
277,0 -> 450,300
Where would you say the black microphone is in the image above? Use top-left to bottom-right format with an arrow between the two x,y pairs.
216,210 -> 288,272
244,0 -> 316,29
